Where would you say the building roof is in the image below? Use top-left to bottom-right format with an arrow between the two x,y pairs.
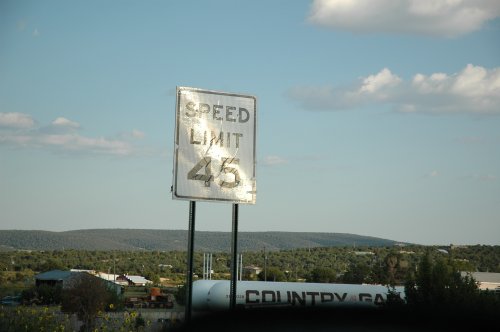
244,265 -> 261,269
124,275 -> 152,284
70,269 -> 95,274
462,272 -> 500,284
97,272 -> 120,282
354,251 -> 374,255
35,270 -> 76,281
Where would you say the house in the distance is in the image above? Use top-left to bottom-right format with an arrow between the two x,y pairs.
462,272 -> 500,293
243,265 -> 262,279
35,269 -> 122,295
97,272 -> 120,283
35,270 -> 79,288
116,274 -> 152,286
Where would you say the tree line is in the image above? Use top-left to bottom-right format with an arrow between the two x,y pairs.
1,244 -> 498,294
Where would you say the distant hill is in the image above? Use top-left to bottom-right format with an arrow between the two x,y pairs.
0,229 -> 404,251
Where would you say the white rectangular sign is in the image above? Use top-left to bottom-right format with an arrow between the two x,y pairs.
172,87 -> 256,204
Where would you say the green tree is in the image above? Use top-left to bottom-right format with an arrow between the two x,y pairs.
258,267 -> 286,282
61,273 -> 115,332
404,251 -> 500,317
20,284 -> 62,305
384,253 -> 399,285
38,284 -> 63,305
175,284 -> 186,305
341,262 -> 370,284
309,267 -> 337,283
39,258 -> 65,272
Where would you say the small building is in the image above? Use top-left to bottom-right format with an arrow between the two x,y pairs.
354,251 -> 375,256
243,265 -> 262,278
35,270 -> 80,288
36,269 -> 122,295
70,269 -> 96,275
462,272 -> 500,293
97,272 -> 120,283
116,274 -> 152,286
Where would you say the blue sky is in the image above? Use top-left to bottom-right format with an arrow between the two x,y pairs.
1,0 -> 499,245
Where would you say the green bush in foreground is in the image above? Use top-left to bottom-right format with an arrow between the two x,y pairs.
0,305 -> 151,332
0,306 -> 71,332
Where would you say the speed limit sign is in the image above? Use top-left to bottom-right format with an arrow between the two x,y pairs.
172,87 -> 256,204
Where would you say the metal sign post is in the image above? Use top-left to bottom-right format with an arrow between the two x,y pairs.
229,203 -> 239,309
184,201 -> 196,321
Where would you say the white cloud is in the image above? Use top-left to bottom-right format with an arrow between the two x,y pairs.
52,117 -> 81,129
262,155 -> 288,166
287,64 -> 500,115
450,64 -> 500,98
131,129 -> 145,139
0,113 -> 139,156
308,0 -> 500,37
0,112 -> 35,129
409,64 -> 500,114
481,174 -> 498,182
117,129 -> 146,141
358,68 -> 402,95
0,134 -> 33,145
462,173 -> 498,182
428,170 -> 440,177
39,134 -> 133,156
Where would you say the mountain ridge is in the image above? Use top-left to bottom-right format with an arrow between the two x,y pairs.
0,229 -> 406,251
